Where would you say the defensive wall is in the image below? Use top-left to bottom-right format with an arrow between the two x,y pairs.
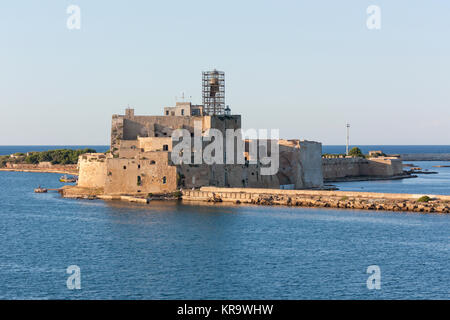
77,152 -> 177,195
322,157 -> 404,182
111,107 -> 241,156
77,139 -> 324,195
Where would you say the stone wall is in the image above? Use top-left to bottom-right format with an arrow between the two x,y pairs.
277,140 -> 323,189
177,163 -> 280,190
297,141 -> 323,188
104,155 -> 177,195
111,110 -> 242,156
322,158 -> 366,180
175,140 -> 323,190
77,154 -> 107,188
78,152 -> 178,195
138,137 -> 172,152
322,157 -> 404,181
94,108 -> 323,194
363,158 -> 403,176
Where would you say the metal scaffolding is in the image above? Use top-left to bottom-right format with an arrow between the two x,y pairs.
202,70 -> 225,115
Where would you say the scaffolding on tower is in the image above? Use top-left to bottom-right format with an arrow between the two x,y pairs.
202,70 -> 225,115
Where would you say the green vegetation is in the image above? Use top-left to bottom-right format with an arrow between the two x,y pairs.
25,149 -> 96,165
323,149 -> 389,159
322,153 -> 346,158
0,156 -> 9,168
172,190 -> 183,198
348,147 -> 364,158
369,151 -> 387,157
417,196 -> 431,203
0,148 -> 96,168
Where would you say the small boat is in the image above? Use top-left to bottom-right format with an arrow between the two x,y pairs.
59,175 -> 77,183
34,187 -> 48,193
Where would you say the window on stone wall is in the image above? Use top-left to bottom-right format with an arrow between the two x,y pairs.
137,176 -> 142,186
181,109 -> 184,115
163,145 -> 168,151
123,166 -> 126,170
150,160 -> 156,165
162,176 -> 167,184
138,164 -> 141,169
166,111 -> 169,115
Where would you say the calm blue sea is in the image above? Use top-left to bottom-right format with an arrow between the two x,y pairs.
334,161 -> 450,196
0,145 -> 449,299
0,171 -> 449,299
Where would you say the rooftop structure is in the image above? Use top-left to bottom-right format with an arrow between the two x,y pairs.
202,70 -> 225,115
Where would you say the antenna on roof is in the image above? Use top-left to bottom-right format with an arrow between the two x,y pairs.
175,91 -> 192,103
346,123 -> 351,155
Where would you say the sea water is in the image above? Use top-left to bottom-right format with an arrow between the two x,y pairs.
0,170 -> 449,299
0,146 -> 449,299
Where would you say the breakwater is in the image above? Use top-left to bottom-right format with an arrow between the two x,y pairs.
60,185 -> 450,214
0,163 -> 78,175
400,153 -> 450,161
182,187 -> 450,214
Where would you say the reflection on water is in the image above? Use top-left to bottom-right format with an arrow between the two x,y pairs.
0,171 -> 449,299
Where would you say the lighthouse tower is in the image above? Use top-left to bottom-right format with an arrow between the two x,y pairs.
202,70 -> 225,115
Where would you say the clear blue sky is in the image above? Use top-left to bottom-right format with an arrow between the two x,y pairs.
1,1 -> 449,145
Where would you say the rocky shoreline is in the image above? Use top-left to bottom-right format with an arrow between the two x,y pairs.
324,173 -> 416,183
58,185 -> 450,214
182,187 -> 450,214
0,164 -> 78,175
240,194 -> 450,214
0,168 -> 78,175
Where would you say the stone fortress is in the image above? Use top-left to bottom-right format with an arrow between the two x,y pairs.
77,70 -> 324,195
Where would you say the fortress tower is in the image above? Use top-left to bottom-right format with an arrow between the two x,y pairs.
202,70 -> 225,115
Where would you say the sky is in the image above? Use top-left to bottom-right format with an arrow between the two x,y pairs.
1,0 -> 449,145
